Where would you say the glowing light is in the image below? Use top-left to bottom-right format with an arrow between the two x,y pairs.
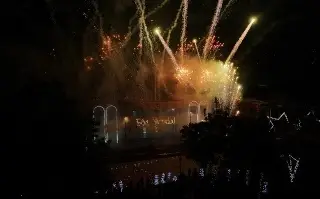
250,17 -> 257,24
124,116 -> 129,123
154,27 -> 161,35
192,39 -> 197,43
235,110 -> 240,116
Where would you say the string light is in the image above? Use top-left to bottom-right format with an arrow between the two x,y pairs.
167,172 -> 172,181
173,176 -> 178,182
305,110 -> 320,122
267,112 -> 289,132
161,173 -> 166,184
119,180 -> 123,192
286,154 -> 300,183
227,169 -> 231,181
259,173 -> 264,193
154,174 -> 159,185
245,170 -> 250,186
262,181 -> 268,194
199,168 -> 205,177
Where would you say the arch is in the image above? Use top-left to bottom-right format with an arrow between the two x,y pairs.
92,106 -> 106,139
106,104 -> 119,143
188,101 -> 200,123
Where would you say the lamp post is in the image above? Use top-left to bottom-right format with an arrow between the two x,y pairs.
124,117 -> 129,139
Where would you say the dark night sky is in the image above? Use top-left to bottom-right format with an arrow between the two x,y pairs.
4,0 -> 320,105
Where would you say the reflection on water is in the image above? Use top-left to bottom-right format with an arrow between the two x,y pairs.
108,155 -> 269,194
109,156 -> 198,184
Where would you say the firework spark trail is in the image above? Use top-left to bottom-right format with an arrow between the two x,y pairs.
131,0 -> 170,24
128,10 -> 138,34
180,0 -> 189,64
225,19 -> 255,64
138,17 -> 144,62
92,1 -> 104,38
193,40 -> 201,62
203,0 -> 224,60
146,0 -> 170,18
124,0 -> 170,47
155,31 -> 180,69
161,0 -> 183,64
220,0 -> 237,19
135,0 -> 155,63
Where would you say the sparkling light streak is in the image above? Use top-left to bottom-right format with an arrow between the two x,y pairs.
225,17 -> 257,64
203,0 -> 224,60
193,39 -> 201,61
180,0 -> 189,64
155,29 -> 180,68
286,154 -> 300,183
267,112 -> 289,131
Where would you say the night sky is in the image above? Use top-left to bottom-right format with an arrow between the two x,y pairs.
4,0 -> 320,105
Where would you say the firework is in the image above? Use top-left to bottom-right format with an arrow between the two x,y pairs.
180,0 -> 189,64
225,17 -> 257,64
203,0 -> 224,60
82,0 -> 257,114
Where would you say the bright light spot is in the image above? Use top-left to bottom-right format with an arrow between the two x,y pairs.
236,110 -> 240,116
238,85 -> 242,90
154,27 -> 161,35
192,39 -> 197,43
124,117 -> 129,123
250,17 -> 257,24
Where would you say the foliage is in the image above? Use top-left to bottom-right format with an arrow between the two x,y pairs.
181,115 -> 285,174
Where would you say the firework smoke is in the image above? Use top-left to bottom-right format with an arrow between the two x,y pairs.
82,0 -> 256,114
